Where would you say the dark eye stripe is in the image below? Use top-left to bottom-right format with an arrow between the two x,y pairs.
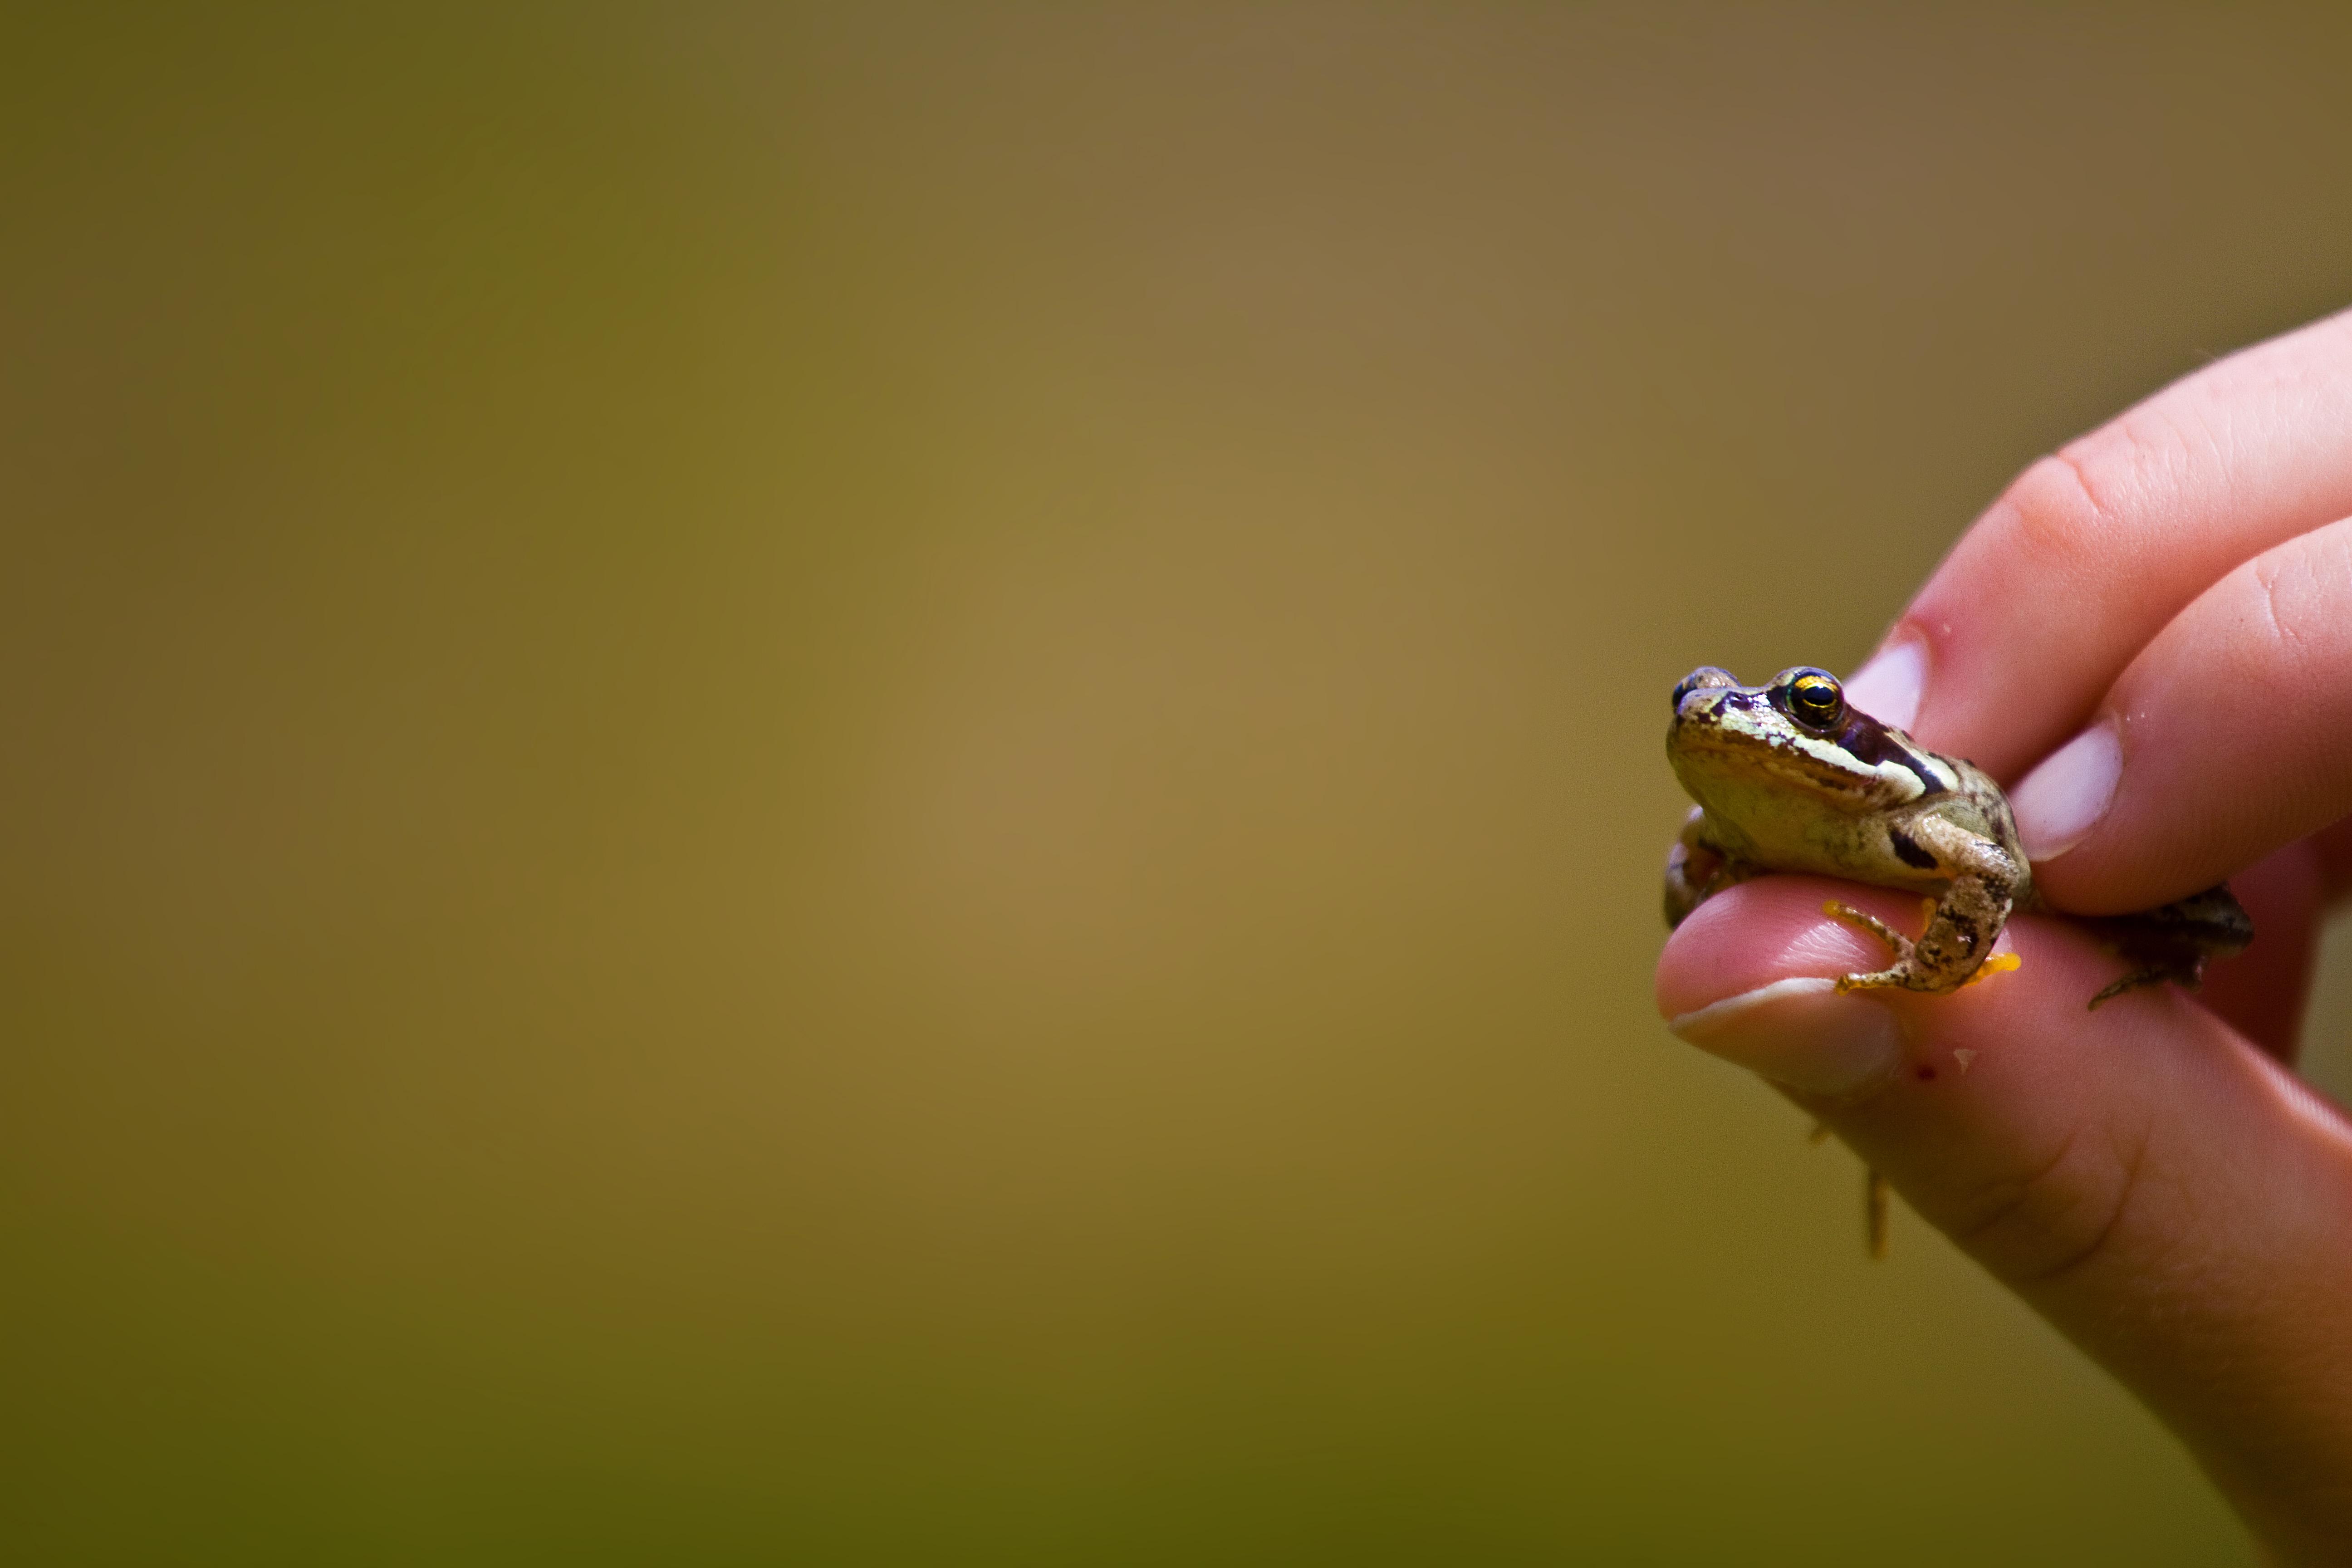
1837,719 -> 1949,798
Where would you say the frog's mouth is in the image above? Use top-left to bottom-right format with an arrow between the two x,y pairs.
1675,730 -> 1883,802
1670,703 -> 1913,808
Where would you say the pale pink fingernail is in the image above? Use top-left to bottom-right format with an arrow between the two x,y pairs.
1667,977 -> 1906,1098
1846,636 -> 1926,730
2011,719 -> 2122,862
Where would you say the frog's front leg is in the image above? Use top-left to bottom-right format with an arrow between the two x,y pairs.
1663,808 -> 1760,928
1830,813 -> 2022,996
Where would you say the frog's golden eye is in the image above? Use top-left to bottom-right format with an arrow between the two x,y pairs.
1784,670 -> 1846,729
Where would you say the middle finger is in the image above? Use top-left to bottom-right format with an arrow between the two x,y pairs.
2015,515 -> 2352,914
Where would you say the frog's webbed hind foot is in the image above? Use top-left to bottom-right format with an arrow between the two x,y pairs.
1823,900 -> 1913,995
2087,962 -> 2196,1011
2082,884 -> 2250,1010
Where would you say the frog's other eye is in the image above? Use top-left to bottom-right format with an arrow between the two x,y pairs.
1671,666 -> 1739,713
1784,670 -> 1846,730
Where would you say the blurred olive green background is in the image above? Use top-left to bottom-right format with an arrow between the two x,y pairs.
10,5 -> 2352,1563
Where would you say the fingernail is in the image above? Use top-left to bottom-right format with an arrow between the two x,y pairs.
1846,635 -> 1926,730
2011,718 -> 2122,862
1667,976 -> 1906,1098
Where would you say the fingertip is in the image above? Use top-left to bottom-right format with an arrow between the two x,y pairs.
1666,975 -> 1905,1098
1656,879 -> 2103,1105
1654,877 -> 1894,1019
1845,634 -> 1928,731
2013,719 -> 2123,863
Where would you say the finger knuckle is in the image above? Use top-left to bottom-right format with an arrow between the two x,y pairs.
1993,454 -> 2107,568
1947,1116 -> 2152,1288
2242,529 -> 2352,671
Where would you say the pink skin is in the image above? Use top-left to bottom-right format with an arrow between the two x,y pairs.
1659,304 -> 2352,1564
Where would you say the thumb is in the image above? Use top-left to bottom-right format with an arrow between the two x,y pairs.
1658,875 -> 2352,1563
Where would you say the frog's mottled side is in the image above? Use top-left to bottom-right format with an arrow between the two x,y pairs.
1665,665 -> 2251,1009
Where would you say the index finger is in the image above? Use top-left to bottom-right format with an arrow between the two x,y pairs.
1848,305 -> 2352,782
1656,876 -> 2352,1558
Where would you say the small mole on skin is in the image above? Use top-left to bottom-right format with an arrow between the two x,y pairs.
1915,1065 -> 1937,1082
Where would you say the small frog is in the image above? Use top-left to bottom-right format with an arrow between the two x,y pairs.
1666,666 -> 2254,1258
1665,665 -> 2251,1008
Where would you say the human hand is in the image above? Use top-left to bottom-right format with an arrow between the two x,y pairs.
1656,307 -> 2352,1563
